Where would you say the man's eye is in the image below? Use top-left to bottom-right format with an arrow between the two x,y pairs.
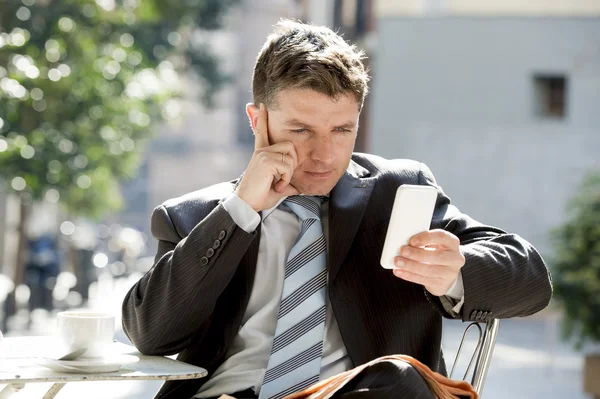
335,127 -> 350,133
291,128 -> 307,134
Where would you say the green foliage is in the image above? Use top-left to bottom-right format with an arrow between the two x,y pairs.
0,0 -> 237,217
551,171 -> 600,348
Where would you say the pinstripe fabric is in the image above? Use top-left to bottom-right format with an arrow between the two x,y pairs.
258,196 -> 328,399
121,154 -> 552,399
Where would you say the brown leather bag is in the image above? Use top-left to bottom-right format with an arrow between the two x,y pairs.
282,355 -> 478,399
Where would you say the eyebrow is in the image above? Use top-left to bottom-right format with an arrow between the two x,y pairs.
284,118 -> 357,129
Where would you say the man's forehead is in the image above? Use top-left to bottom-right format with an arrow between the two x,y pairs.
271,89 -> 360,125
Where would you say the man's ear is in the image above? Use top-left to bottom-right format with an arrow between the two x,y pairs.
246,103 -> 260,132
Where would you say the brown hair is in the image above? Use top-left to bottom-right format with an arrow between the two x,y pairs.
252,19 -> 370,110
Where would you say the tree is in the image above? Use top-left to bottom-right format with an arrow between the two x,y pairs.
551,171 -> 600,348
0,0 -> 238,321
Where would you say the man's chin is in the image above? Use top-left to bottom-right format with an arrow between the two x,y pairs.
292,181 -> 336,196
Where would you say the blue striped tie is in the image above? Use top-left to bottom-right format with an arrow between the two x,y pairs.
258,196 -> 328,399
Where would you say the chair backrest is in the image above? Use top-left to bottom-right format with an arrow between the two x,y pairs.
449,319 -> 500,396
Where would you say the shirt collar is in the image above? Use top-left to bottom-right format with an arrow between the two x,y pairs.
261,193 -> 330,221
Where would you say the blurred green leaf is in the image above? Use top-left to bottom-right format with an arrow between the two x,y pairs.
551,171 -> 600,349
0,0 -> 238,216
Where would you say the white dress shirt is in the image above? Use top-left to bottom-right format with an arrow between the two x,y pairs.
194,193 -> 464,398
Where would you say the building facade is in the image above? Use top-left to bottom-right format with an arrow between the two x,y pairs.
370,0 -> 600,254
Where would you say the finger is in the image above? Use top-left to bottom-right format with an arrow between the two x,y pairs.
254,103 -> 270,150
274,178 -> 287,193
257,141 -> 299,170
410,229 -> 460,249
395,269 -> 450,296
255,152 -> 293,189
261,151 -> 296,174
392,268 -> 441,287
269,160 -> 294,193
398,246 -> 460,267
279,183 -> 300,197
393,257 -> 456,280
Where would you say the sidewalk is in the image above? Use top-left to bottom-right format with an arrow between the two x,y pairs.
2,273 -> 595,398
442,317 -> 594,399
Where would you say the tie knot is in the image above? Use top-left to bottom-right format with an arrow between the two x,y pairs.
283,195 -> 326,221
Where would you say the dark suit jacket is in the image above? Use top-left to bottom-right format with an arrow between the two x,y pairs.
122,153 -> 552,399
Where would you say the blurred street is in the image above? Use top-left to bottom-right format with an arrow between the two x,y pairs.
1,273 -> 596,399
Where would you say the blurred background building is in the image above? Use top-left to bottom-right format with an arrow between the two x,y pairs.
0,0 -> 599,398
371,0 -> 600,257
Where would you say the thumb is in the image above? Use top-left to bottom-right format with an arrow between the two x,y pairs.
280,183 -> 300,197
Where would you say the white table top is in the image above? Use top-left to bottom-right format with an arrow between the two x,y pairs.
0,336 -> 207,384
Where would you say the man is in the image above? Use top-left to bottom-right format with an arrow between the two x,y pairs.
122,20 -> 552,399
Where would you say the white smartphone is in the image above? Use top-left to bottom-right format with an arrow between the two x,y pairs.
380,184 -> 438,269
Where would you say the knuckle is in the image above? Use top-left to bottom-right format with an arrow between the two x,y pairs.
288,145 -> 298,157
258,154 -> 270,165
434,230 -> 446,240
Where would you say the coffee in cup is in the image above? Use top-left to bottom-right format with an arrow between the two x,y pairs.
57,311 -> 115,359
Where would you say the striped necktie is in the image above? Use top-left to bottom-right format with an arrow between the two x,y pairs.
258,195 -> 328,399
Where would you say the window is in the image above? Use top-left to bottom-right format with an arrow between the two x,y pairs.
533,74 -> 567,119
333,0 -> 370,38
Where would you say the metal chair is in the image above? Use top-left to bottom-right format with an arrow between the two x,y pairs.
449,318 -> 500,397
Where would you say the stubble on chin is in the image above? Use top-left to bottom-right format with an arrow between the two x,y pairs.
291,177 -> 339,196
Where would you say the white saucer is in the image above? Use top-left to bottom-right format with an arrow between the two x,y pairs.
35,355 -> 139,373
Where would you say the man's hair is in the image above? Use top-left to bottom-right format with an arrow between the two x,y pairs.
252,19 -> 370,110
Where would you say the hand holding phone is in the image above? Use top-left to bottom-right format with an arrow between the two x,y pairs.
381,185 -> 466,296
380,185 -> 437,269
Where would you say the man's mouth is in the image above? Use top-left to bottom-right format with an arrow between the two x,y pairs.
305,171 -> 333,179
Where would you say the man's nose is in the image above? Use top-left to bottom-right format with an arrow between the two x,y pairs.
310,136 -> 334,164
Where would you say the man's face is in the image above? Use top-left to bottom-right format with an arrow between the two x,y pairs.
253,88 -> 359,195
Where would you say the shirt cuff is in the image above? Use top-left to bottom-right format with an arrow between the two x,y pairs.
440,272 -> 465,316
445,271 -> 464,300
222,194 -> 260,233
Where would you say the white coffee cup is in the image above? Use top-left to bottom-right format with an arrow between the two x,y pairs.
57,311 -> 115,359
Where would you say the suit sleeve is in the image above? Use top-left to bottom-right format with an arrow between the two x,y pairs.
121,203 -> 258,355
419,163 -> 553,322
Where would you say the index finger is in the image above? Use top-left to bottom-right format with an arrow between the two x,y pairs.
254,103 -> 270,150
409,229 -> 460,249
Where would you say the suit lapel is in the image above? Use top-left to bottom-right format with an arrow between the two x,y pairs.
328,160 -> 376,282
231,165 -> 376,283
